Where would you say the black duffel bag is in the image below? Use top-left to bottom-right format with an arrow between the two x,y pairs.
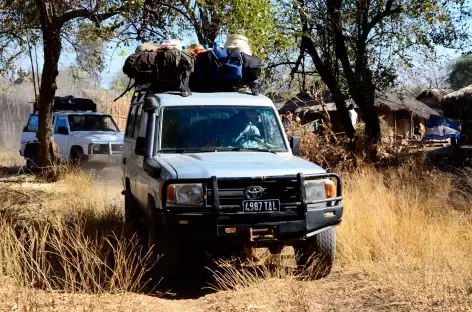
122,51 -> 158,85
152,48 -> 195,97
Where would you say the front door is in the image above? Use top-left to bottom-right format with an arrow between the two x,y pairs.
54,116 -> 70,161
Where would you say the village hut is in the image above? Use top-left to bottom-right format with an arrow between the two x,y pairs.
276,92 -> 356,131
442,84 -> 472,121
374,92 -> 439,139
277,92 -> 321,114
415,88 -> 454,115
277,91 -> 438,139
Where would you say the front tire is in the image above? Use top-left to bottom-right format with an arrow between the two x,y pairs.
69,147 -> 84,166
25,147 -> 38,173
294,227 -> 336,279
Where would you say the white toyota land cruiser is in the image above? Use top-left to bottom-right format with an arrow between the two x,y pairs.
122,88 -> 343,281
19,96 -> 124,171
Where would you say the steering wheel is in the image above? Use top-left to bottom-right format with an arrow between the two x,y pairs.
234,133 -> 264,145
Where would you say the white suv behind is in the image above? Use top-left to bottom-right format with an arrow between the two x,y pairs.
19,97 -> 124,171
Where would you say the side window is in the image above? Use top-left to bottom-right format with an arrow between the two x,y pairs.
26,115 -> 39,132
125,106 -> 137,138
25,115 -> 56,132
54,116 -> 68,134
133,105 -> 143,138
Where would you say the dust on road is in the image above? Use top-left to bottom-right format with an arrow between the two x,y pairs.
92,167 -> 124,205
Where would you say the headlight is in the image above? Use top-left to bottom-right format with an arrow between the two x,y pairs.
165,184 -> 204,205
93,144 -> 101,152
304,179 -> 336,202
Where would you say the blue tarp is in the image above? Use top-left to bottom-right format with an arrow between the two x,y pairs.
423,115 -> 461,140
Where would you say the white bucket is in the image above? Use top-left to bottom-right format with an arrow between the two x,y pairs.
224,34 -> 252,55
160,39 -> 183,50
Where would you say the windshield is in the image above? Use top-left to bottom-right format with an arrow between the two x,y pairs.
160,106 -> 287,152
68,115 -> 119,132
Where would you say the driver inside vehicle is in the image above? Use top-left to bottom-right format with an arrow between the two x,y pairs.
233,109 -> 264,147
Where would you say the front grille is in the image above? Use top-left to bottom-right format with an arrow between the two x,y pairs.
111,144 -> 123,152
93,144 -> 109,154
206,179 -> 300,213
91,144 -> 123,154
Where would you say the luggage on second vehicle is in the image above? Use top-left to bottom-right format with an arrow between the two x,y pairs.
122,51 -> 158,85
191,48 -> 262,95
152,48 -> 195,97
122,44 -> 195,97
121,36 -> 262,97
241,53 -> 262,95
53,96 -> 97,112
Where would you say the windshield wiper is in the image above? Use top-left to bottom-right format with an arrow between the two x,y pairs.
158,148 -> 217,154
227,147 -> 277,154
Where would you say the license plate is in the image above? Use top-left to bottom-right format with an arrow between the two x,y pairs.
242,200 -> 280,212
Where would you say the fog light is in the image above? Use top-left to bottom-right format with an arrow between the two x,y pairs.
225,227 -> 237,234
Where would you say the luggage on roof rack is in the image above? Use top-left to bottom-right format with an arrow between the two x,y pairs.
118,38 -> 263,101
52,96 -> 97,112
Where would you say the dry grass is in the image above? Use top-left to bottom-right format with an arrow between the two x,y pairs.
202,160 -> 472,310
339,164 -> 472,308
1,149 -> 472,310
0,164 -> 151,294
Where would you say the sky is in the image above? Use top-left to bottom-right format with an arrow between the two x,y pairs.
11,22 -> 467,91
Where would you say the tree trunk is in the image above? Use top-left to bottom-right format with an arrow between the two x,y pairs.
37,26 -> 61,171
303,37 -> 355,139
349,68 -> 381,143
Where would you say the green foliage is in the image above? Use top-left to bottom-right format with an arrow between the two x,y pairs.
216,0 -> 292,59
448,55 -> 472,90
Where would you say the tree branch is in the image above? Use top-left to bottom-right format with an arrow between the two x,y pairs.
59,8 -> 121,25
367,0 -> 403,33
326,0 -> 356,85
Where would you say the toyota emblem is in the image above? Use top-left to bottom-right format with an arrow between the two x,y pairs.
244,186 -> 265,200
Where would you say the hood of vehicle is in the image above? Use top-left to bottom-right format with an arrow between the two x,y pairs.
159,152 -> 325,179
71,131 -> 124,143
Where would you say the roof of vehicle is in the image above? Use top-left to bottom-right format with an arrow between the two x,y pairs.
30,111 -> 110,116
149,92 -> 275,108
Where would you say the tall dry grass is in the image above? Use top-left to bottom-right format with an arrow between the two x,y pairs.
0,166 -> 151,294
339,164 -> 472,306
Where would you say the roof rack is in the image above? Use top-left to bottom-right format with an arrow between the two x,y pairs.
32,96 -> 98,113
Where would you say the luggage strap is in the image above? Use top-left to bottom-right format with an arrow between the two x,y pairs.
113,78 -> 135,102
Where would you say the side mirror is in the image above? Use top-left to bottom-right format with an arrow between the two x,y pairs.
135,137 -> 146,156
290,136 -> 301,156
23,126 -> 28,132
57,126 -> 69,135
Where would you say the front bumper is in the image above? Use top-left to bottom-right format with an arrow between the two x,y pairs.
87,143 -> 123,166
87,154 -> 122,165
158,173 -> 343,246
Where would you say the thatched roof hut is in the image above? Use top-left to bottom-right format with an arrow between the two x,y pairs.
415,88 -> 454,114
442,85 -> 472,120
276,92 -> 321,113
375,92 -> 438,119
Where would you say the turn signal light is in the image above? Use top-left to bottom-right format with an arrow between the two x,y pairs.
225,227 -> 237,234
325,180 -> 336,198
167,185 -> 176,202
159,185 -> 176,202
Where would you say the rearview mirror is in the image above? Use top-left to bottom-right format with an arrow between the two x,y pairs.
290,136 -> 301,156
56,126 -> 69,135
135,137 -> 146,156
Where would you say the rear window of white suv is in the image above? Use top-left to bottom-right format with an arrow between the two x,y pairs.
25,115 -> 39,132
25,115 -> 56,132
